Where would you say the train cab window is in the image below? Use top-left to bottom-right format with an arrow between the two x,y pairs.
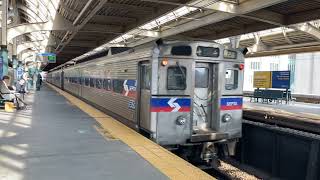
103,79 -> 112,91
196,46 -> 219,57
113,79 -> 124,93
90,78 -> 95,87
96,78 -> 103,89
85,77 -> 89,86
195,68 -> 209,88
167,66 -> 186,90
225,69 -> 239,90
171,46 -> 192,56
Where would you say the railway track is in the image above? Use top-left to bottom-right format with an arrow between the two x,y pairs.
199,117 -> 320,180
237,118 -> 320,180
200,160 -> 260,180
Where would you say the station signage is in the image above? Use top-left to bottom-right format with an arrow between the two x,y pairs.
36,53 -> 56,63
253,71 -> 271,88
254,71 -> 290,89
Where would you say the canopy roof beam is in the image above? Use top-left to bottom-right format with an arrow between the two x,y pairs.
128,0 -> 287,47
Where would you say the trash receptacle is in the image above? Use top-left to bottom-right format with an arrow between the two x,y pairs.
5,102 -> 15,112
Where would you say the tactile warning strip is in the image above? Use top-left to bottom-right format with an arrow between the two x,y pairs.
48,83 -> 215,180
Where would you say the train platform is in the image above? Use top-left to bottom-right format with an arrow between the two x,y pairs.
0,84 -> 213,180
243,98 -> 320,134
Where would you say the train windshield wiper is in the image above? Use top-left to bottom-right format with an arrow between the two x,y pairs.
176,62 -> 186,84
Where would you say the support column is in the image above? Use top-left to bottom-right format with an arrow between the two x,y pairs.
12,55 -> 18,83
229,36 -> 241,49
0,46 -> 9,79
1,0 -> 8,79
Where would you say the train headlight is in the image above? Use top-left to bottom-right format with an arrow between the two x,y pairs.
161,58 -> 168,66
176,116 -> 187,126
222,114 -> 232,122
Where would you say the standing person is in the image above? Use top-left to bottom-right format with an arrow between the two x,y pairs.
22,72 -> 29,93
36,73 -> 42,91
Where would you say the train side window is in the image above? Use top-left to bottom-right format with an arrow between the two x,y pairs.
79,77 -> 82,85
90,78 -> 95,87
85,77 -> 89,86
225,69 -> 239,90
195,68 -> 209,88
103,79 -> 112,91
141,65 -> 151,90
167,66 -> 186,90
96,78 -> 102,89
113,79 -> 124,93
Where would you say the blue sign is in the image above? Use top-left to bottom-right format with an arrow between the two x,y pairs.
17,67 -> 23,79
272,71 -> 290,89
37,53 -> 56,56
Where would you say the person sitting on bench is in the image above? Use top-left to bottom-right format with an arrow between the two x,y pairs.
0,75 -> 25,108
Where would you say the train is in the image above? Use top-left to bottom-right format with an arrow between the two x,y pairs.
47,40 -> 245,166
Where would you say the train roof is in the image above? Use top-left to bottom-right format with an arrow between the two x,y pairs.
51,40 -> 243,72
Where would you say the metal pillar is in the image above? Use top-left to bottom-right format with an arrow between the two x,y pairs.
229,36 -> 241,49
1,0 -> 8,79
0,47 -> 8,79
12,55 -> 18,82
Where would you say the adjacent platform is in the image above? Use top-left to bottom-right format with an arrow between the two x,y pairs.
0,84 -> 214,180
243,98 -> 320,134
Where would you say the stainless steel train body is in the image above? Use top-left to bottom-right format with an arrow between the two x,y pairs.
47,41 -> 245,162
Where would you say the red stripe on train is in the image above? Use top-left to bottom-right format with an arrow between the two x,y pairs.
150,107 -> 191,112
220,105 -> 242,110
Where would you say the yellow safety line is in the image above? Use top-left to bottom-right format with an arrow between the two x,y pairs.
47,83 -> 215,180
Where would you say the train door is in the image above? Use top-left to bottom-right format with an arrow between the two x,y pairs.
78,69 -> 82,96
193,63 -> 218,132
61,71 -> 64,90
138,62 -> 152,131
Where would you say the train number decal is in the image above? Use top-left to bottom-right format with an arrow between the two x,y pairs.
220,98 -> 243,110
128,100 -> 136,110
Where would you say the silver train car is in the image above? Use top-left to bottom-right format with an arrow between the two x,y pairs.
47,41 -> 245,164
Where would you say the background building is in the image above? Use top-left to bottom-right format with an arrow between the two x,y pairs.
244,52 -> 320,95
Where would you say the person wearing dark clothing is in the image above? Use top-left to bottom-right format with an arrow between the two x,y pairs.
36,73 -> 42,91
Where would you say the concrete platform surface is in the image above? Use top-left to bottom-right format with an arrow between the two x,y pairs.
244,97 -> 320,120
0,86 -> 168,180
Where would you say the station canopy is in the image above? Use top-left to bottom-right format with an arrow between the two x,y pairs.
0,0 -> 320,70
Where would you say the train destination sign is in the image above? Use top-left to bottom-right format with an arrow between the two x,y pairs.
254,71 -> 290,89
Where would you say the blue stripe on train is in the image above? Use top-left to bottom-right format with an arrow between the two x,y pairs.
151,98 -> 191,107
